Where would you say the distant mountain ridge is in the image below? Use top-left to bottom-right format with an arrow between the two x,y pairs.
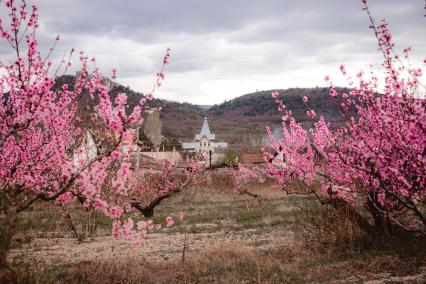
198,105 -> 213,110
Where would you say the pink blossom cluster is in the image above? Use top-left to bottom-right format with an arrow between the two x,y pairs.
231,164 -> 265,192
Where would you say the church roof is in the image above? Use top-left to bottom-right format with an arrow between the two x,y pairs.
195,117 -> 215,140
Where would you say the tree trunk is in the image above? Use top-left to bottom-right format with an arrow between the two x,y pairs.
62,206 -> 82,240
87,209 -> 97,240
371,210 -> 389,236
366,195 -> 392,236
0,213 -> 17,283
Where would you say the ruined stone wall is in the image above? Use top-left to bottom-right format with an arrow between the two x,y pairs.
140,151 -> 182,164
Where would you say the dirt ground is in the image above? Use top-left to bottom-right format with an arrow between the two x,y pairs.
9,229 -> 293,266
9,229 -> 426,283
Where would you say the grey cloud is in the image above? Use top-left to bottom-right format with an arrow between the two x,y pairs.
0,0 -> 424,104
36,0 -> 424,42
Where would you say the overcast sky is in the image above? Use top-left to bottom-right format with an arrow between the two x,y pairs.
3,0 -> 426,104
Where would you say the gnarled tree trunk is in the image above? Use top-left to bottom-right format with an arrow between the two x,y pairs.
0,210 -> 17,283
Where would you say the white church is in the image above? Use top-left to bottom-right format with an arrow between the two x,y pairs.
182,117 -> 227,163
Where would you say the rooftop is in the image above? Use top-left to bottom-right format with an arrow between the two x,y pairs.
195,117 -> 216,140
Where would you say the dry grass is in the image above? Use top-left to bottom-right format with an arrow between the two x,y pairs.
59,245 -> 289,284
15,242 -> 426,283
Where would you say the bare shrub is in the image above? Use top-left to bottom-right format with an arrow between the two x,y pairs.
205,169 -> 235,191
294,198 -> 368,252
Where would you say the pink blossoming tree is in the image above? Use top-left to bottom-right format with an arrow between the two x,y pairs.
0,0 -> 198,271
262,1 -> 425,236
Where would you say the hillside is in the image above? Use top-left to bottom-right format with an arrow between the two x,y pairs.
55,75 -> 346,147
204,88 -> 348,146
148,87 -> 348,147
161,88 -> 349,147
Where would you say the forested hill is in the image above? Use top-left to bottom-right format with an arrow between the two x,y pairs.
201,87 -> 348,146
144,87 -> 348,146
209,88 -> 347,122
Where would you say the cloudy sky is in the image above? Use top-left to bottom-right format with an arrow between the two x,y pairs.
4,0 -> 426,104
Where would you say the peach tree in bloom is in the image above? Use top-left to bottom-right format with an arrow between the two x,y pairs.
0,0 -> 196,269
262,1 -> 425,236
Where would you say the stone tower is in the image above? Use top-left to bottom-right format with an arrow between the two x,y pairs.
143,108 -> 162,147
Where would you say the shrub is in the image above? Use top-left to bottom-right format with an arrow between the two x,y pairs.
294,198 -> 368,252
222,149 -> 240,165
